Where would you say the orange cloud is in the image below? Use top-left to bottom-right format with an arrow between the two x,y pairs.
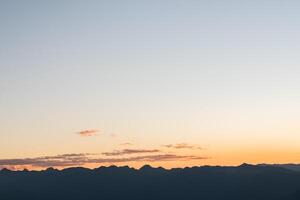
77,129 -> 99,137
0,153 -> 208,169
102,149 -> 160,156
119,142 -> 133,146
163,143 -> 202,150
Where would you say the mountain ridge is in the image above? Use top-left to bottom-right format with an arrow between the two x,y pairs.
1,163 -> 300,200
1,163 -> 297,172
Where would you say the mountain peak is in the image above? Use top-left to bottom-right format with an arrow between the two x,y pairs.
0,168 -> 11,172
45,167 -> 58,172
140,164 -> 154,170
239,163 -> 253,168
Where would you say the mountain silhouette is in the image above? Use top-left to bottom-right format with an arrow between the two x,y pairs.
258,163 -> 300,172
1,164 -> 300,200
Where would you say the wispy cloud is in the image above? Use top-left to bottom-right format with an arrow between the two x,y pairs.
163,143 -> 202,150
91,154 -> 207,163
77,129 -> 99,137
0,153 -> 92,167
119,142 -> 133,146
102,149 -> 160,156
0,153 -> 208,168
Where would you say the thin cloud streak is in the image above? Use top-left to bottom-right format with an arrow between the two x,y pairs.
0,154 -> 94,167
0,153 -> 208,168
163,143 -> 202,150
77,129 -> 99,137
119,143 -> 133,146
102,149 -> 160,156
91,154 -> 207,163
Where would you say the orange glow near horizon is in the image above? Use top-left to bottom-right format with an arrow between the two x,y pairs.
1,0 -> 300,177
2,147 -> 300,171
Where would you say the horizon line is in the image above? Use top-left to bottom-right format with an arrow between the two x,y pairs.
2,162 -> 300,172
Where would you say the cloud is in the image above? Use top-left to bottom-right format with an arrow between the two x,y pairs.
119,142 -> 133,146
163,143 -> 202,150
77,129 -> 99,137
0,154 -> 93,167
0,153 -> 208,168
102,149 -> 160,156
90,154 -> 207,163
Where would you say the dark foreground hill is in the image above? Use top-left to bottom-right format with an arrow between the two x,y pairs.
1,164 -> 300,200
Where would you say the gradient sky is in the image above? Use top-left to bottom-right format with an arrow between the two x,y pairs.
1,0 -> 300,170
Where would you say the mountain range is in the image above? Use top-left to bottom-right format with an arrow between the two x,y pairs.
1,164 -> 300,200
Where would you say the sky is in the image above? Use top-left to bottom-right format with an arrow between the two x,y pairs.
1,0 -> 300,170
